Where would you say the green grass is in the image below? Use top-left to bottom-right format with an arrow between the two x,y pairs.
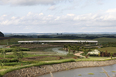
94,37 -> 116,43
0,59 -> 75,77
0,57 -> 116,77
98,47 -> 116,53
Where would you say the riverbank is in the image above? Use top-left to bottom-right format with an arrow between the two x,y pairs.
3,59 -> 116,77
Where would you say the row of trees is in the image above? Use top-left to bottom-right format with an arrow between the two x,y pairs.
64,44 -> 80,54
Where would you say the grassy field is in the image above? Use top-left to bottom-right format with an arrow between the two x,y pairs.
98,47 -> 116,53
94,37 -> 116,43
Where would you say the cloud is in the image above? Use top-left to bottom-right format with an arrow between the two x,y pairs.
1,8 -> 116,32
0,0 -> 73,5
39,13 -> 44,16
49,5 -> 56,10
96,0 -> 104,5
67,14 -> 75,16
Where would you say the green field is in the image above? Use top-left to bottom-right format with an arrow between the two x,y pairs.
98,47 -> 116,53
94,37 -> 116,43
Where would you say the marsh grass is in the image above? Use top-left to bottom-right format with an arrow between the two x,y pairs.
112,71 -> 116,73
78,74 -> 82,76
100,72 -> 105,73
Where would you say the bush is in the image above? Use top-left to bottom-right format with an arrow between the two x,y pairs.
2,59 -> 10,63
9,58 -> 19,62
1,58 -> 19,63
5,48 -> 14,52
20,48 -> 30,51
0,48 -> 30,53
0,48 -> 13,53
4,62 -> 18,66
5,55 -> 15,58
67,54 -> 75,57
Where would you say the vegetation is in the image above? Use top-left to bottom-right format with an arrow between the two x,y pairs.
0,37 -> 116,77
98,47 -> 116,53
88,73 -> 94,75
78,74 -> 82,76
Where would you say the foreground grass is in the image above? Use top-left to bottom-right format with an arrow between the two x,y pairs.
0,57 -> 116,77
0,59 -> 75,77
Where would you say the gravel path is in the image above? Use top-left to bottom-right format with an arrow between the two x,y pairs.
74,52 -> 85,58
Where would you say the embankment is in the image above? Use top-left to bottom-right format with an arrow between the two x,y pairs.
3,60 -> 116,77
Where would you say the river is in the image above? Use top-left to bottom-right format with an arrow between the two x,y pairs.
39,64 -> 116,77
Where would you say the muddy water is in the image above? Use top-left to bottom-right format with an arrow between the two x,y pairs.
39,64 -> 116,77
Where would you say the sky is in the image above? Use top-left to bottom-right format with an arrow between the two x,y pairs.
0,0 -> 116,33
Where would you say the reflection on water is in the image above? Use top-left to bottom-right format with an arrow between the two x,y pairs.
52,47 -> 68,55
44,47 -> 68,55
38,64 -> 116,77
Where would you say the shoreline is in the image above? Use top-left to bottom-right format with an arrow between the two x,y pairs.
3,59 -> 116,77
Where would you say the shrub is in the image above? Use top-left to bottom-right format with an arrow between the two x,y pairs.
2,59 -> 10,63
0,48 -> 13,53
5,48 -> 14,52
9,58 -> 19,62
5,55 -> 15,58
0,48 -> 30,53
67,54 -> 75,57
4,62 -> 18,66
20,48 -> 30,51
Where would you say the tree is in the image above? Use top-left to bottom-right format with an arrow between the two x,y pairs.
13,47 -> 24,60
68,46 -> 71,54
83,47 -> 89,58
1,48 -> 6,58
110,53 -> 113,59
76,46 -> 80,52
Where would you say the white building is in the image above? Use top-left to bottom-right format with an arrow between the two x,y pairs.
18,40 -> 98,45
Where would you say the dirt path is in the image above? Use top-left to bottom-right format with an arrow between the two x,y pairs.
74,52 -> 85,58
